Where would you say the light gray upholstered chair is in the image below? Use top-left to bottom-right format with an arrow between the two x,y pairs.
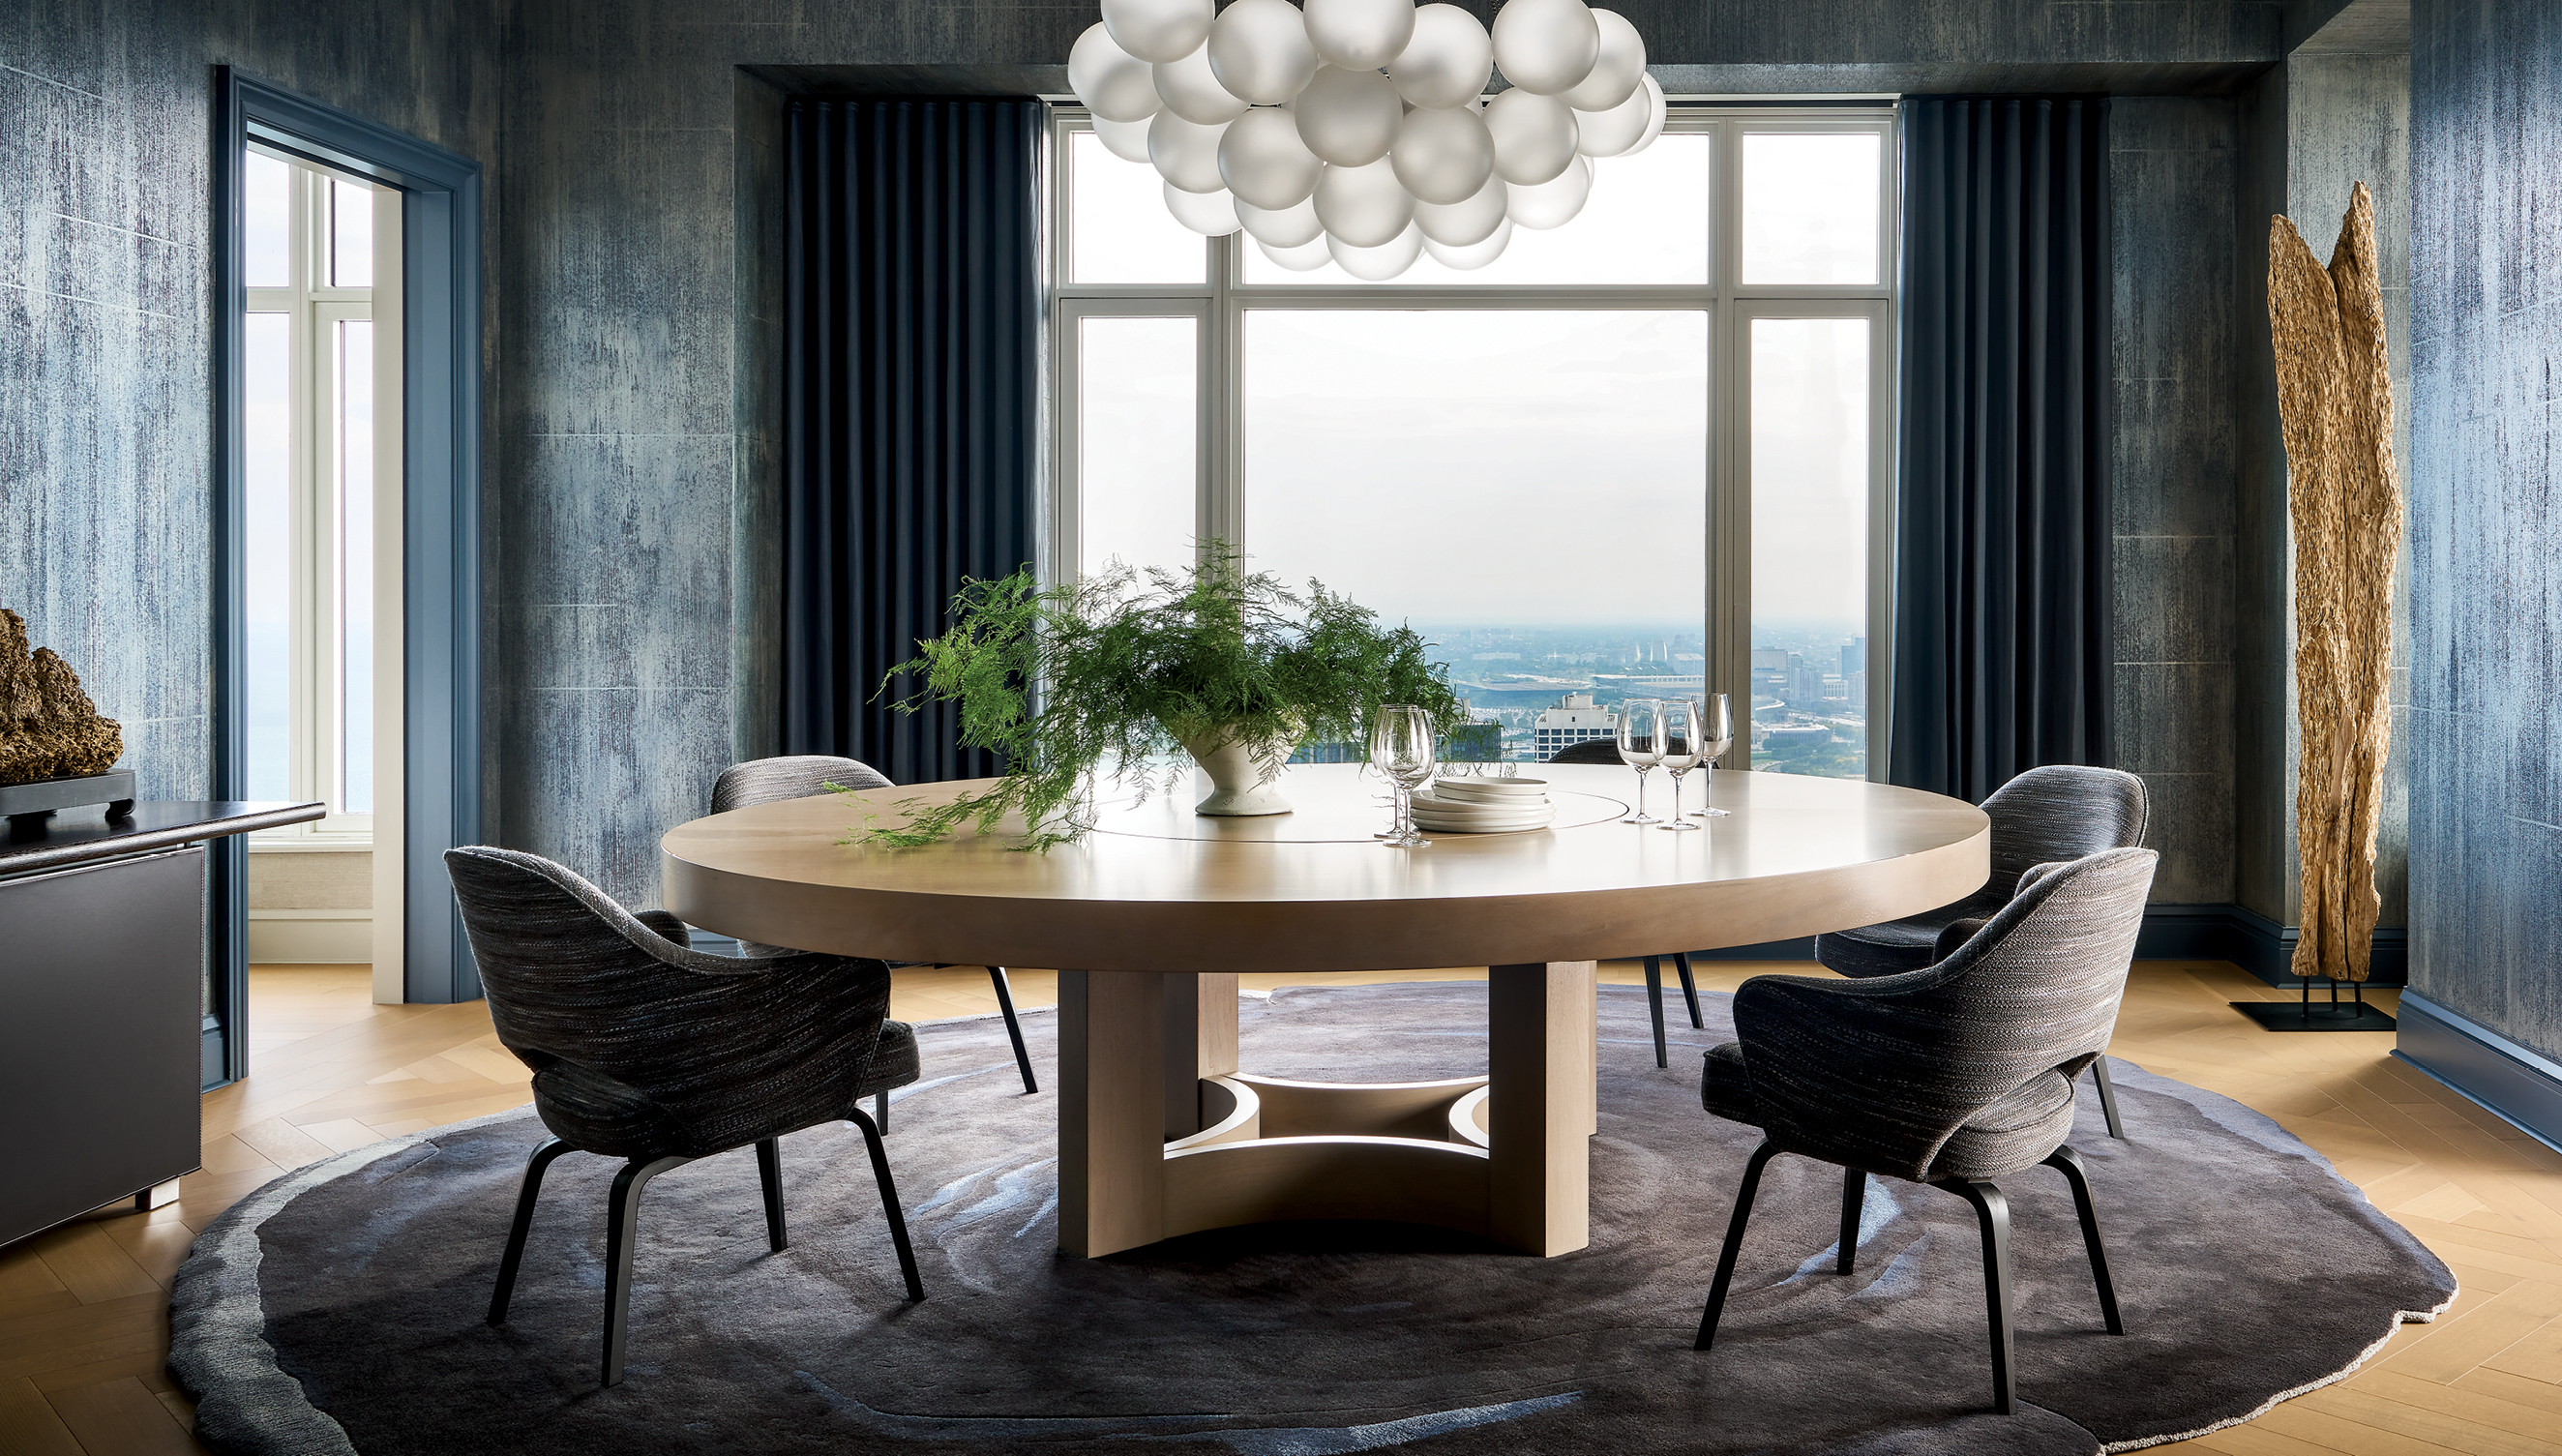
1694,847 -> 2157,1415
1814,764 -> 2150,1137
446,847 -> 925,1388
1547,737 -> 1703,1065
713,756 -> 1040,1098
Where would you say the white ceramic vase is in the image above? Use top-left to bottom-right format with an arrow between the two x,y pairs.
1177,728 -> 1296,816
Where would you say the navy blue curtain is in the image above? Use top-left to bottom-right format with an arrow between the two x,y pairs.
783,98 -> 1041,782
1889,97 -> 2113,803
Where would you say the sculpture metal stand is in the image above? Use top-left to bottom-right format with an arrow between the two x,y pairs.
2242,182 -> 2401,1032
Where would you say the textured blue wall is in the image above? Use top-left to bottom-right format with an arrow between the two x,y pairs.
2407,0 -> 2562,1060
0,0 -> 503,802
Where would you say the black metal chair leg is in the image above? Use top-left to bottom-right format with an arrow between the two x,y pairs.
1836,1167 -> 1866,1275
2089,1056 -> 2127,1141
847,1107 -> 926,1303
1644,956 -> 1670,1068
602,1154 -> 689,1387
1937,1176 -> 2017,1415
875,1089 -> 890,1135
756,1138 -> 789,1253
1694,1139 -> 1780,1351
488,1137 -> 573,1325
1673,951 -> 1704,1028
989,966 -> 1039,1093
2043,1145 -> 2124,1334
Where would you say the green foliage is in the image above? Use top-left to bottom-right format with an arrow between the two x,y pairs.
854,544 -> 1474,850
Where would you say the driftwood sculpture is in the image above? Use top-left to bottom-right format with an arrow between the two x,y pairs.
2267,182 -> 2401,984
0,609 -> 124,787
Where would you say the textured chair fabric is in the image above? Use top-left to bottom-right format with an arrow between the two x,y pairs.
712,755 -> 1043,1097
1707,847 -> 2155,1182
1815,764 -> 2149,980
446,847 -> 915,1160
1692,848 -> 2153,1411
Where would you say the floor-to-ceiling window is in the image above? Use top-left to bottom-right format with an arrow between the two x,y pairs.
1051,107 -> 1892,777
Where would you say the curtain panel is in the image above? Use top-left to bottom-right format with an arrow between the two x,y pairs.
783,98 -> 1042,782
1889,97 -> 2113,803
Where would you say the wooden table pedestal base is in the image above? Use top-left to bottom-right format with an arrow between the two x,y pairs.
1058,963 -> 1597,1259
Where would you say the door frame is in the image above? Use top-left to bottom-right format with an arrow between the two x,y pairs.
212,69 -> 487,1085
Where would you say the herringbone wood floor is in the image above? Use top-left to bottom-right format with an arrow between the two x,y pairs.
5,959 -> 2558,1455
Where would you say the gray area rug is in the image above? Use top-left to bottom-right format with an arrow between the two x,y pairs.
170,982 -> 2455,1455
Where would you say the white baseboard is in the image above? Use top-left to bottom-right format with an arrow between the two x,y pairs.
248,910 -> 374,965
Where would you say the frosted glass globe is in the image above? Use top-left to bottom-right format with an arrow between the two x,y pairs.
1207,0 -> 1321,106
1305,0 -> 1417,71
1327,222 -> 1425,281
1101,0 -> 1215,64
1153,44 -> 1250,125
1069,24 -> 1164,124
1504,152 -> 1591,228
1219,105 -> 1325,210
1619,74 -> 1668,156
1163,182 -> 1243,235
1148,109 -> 1233,193
1490,0 -> 1598,96
1484,88 -> 1579,185
1422,218 -> 1511,269
1259,234 -> 1336,272
1572,70 -> 1652,157
1558,8 -> 1645,110
1386,4 -> 1493,110
1092,114 -> 1155,163
1293,65 -> 1404,166
1412,170 -> 1507,245
1237,194 -> 1325,248
1388,104 -> 1495,205
1312,157 -> 1415,247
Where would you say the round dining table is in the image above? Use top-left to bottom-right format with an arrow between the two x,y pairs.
661,762 -> 1987,1260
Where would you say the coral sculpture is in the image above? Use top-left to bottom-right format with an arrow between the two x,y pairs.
0,609 -> 125,786
2267,182 -> 2401,984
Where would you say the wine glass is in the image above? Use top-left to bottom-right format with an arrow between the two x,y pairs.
1655,698 -> 1704,831
1370,703 -> 1437,847
1617,698 -> 1664,825
1690,693 -> 1736,817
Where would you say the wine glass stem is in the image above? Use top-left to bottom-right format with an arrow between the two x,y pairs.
1668,771 -> 1684,818
1637,768 -> 1651,819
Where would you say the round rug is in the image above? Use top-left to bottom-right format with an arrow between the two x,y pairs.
172,981 -> 2454,1456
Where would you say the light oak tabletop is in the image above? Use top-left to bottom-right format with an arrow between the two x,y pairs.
661,762 -> 1989,974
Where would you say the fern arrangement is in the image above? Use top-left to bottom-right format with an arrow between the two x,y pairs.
853,544 -> 1473,850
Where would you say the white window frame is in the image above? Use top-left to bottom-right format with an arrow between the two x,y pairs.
245,154 -> 402,847
1047,104 -> 1897,773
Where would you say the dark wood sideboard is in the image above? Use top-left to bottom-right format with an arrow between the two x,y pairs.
1,800 -> 323,1248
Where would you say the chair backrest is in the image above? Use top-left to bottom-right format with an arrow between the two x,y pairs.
1981,765 -> 2149,901
712,755 -> 892,814
1735,846 -> 2157,1179
1547,739 -> 1623,765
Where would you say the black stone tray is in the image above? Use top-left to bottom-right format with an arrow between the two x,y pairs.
1,770 -> 136,829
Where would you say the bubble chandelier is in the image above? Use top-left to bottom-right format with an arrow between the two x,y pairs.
1068,0 -> 1666,279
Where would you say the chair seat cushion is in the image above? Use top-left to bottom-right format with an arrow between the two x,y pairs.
1702,1040 -> 2078,1183
855,1020 -> 921,1099
1812,897 -> 1995,980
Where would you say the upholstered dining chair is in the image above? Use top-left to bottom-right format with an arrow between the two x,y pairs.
1693,847 -> 2157,1415
1814,764 -> 2151,1138
1549,737 -> 1702,1066
445,847 -> 926,1388
713,755 -> 1041,1099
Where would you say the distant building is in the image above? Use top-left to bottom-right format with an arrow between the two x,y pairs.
1533,692 -> 1618,759
1840,637 -> 1866,679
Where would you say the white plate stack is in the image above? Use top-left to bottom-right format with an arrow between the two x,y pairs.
1410,777 -> 1555,833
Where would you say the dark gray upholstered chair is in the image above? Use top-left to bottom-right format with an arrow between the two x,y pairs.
713,756 -> 1040,1099
1694,847 -> 2157,1415
446,847 -> 925,1388
1549,737 -> 1702,1064
1814,764 -> 2151,1138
